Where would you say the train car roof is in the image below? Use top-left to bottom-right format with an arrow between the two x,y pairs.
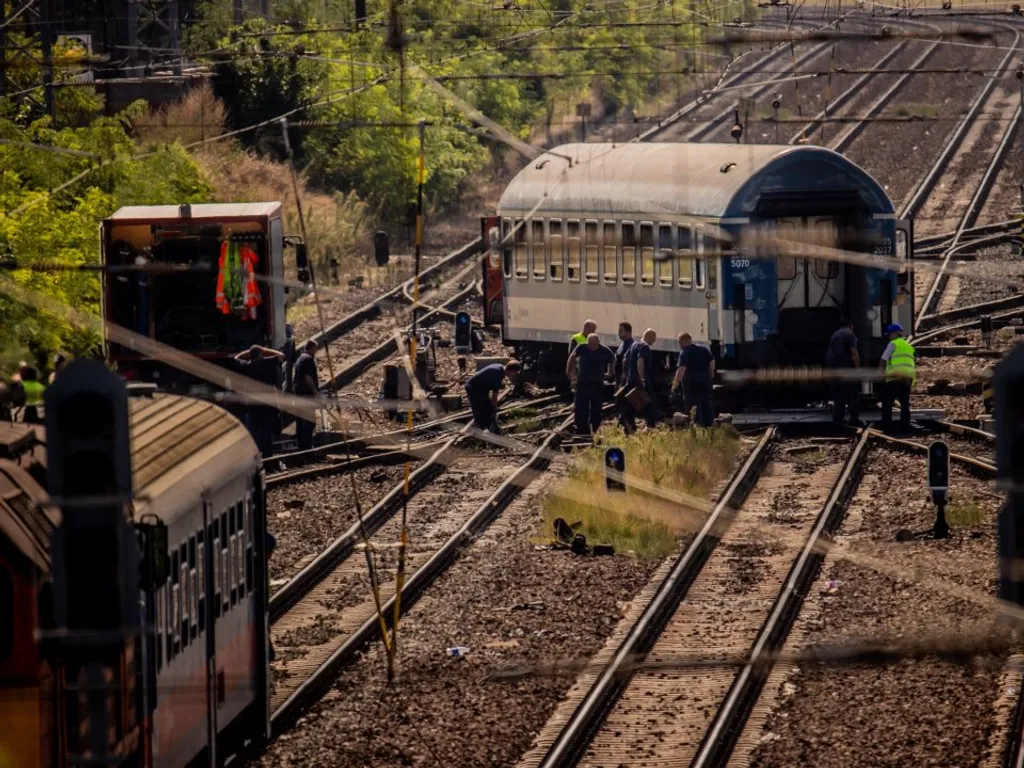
108,202 -> 282,223
130,394 -> 261,525
0,460 -> 55,572
496,143 -> 894,219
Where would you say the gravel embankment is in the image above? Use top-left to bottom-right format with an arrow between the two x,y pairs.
748,446 -> 1008,768
267,463 -> 416,586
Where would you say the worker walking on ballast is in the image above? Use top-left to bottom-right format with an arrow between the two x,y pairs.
566,333 -> 614,436
464,360 -> 521,434
879,323 -> 916,432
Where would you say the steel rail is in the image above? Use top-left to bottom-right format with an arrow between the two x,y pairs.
916,95 -> 1024,331
787,39 -> 910,145
917,290 -> 1024,332
692,429 -> 872,767
911,295 -> 1024,347
265,439 -> 450,488
325,281 -> 477,391
536,427 -> 777,768
298,237 -> 481,351
270,414 -> 575,731
870,429 -> 997,477
899,24 -> 1021,222
915,218 -> 1019,252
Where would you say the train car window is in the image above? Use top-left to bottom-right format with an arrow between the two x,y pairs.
233,502 -> 243,605
180,543 -> 189,648
0,566 -> 13,662
657,225 -> 673,288
244,496 -> 254,595
813,220 -> 839,279
549,219 -> 564,280
188,537 -> 198,641
228,507 -> 238,608
197,531 -> 206,633
775,222 -> 798,279
502,218 -> 513,278
584,220 -> 599,282
678,225 -> 693,252
171,548 -> 180,657
220,512 -> 230,614
602,222 -> 617,283
621,222 -> 636,285
639,223 -> 655,286
514,219 -> 528,279
695,226 -> 707,290
210,523 -> 221,619
530,220 -> 546,280
678,255 -> 693,288
566,220 -> 581,282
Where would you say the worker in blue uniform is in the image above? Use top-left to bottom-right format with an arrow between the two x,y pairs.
614,322 -> 635,430
672,332 -> 715,427
566,333 -> 615,435
464,360 -> 521,433
624,328 -> 659,432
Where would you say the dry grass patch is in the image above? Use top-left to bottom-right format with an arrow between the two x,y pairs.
539,425 -> 742,558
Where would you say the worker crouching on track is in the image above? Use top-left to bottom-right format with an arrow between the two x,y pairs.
879,323 -> 916,432
465,360 -> 521,434
672,333 -> 715,428
566,332 -> 615,436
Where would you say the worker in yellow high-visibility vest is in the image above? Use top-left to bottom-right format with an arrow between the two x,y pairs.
879,323 -> 915,432
569,319 -> 597,355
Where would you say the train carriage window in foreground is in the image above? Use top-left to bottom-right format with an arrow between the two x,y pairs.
502,218 -> 513,278
155,581 -> 164,670
776,221 -> 798,280
188,537 -> 198,641
180,543 -> 189,647
567,220 -> 581,282
584,220 -> 599,282
677,225 -> 693,288
230,504 -> 239,607
640,223 -> 655,286
531,219 -> 546,280
657,224 -> 674,288
695,225 -> 706,290
197,532 -> 206,632
603,222 -> 617,283
621,222 -> 636,285
549,219 -> 564,280
514,219 -> 528,279
171,548 -> 181,657
244,495 -> 254,595
221,512 -> 230,614
210,522 -> 221,619
813,220 -> 840,279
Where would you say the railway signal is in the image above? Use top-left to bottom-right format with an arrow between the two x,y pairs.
605,447 -> 626,492
981,315 -> 994,348
45,359 -> 140,635
375,230 -> 390,266
996,344 -> 1024,605
927,441 -> 950,539
455,311 -> 473,353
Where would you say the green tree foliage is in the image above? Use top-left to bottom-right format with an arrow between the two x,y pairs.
0,101 -> 212,368
200,0 -> 755,224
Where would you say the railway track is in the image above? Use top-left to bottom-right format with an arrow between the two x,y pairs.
525,424 -> 1001,768
267,409 -> 575,731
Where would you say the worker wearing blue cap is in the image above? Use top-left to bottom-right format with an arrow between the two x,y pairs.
879,323 -> 916,431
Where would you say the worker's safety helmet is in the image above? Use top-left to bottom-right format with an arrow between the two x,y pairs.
886,323 -> 904,334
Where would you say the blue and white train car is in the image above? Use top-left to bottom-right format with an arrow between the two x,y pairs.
493,142 -> 913,394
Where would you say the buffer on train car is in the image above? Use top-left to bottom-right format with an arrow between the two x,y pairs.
455,311 -> 473,353
995,345 -> 1024,605
927,441 -> 950,539
605,447 -> 626,492
45,359 -> 140,635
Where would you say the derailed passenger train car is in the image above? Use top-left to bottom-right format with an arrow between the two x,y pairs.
491,143 -> 912,396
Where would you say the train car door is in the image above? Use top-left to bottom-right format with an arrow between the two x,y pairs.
480,216 -> 504,328
895,218 -> 913,331
775,216 -> 844,362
